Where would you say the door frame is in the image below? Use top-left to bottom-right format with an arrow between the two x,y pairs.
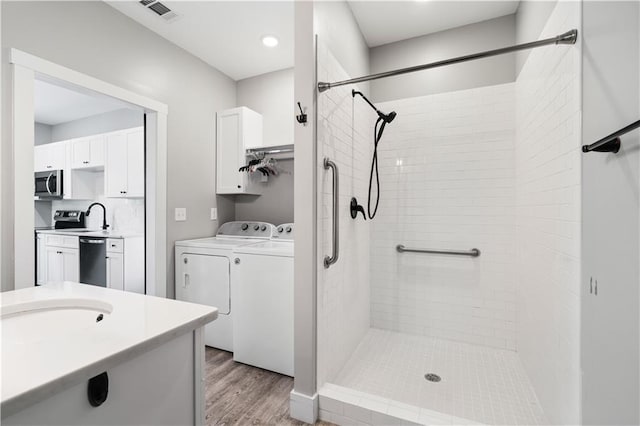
9,48 -> 168,297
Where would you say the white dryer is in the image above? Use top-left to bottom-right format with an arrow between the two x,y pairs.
232,223 -> 294,376
174,221 -> 275,351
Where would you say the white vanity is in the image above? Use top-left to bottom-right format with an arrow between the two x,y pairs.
1,282 -> 217,425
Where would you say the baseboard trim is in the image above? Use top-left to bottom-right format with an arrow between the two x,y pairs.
290,390 -> 319,424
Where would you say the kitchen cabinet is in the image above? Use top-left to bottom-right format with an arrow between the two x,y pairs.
34,142 -> 66,172
42,234 -> 79,284
105,237 -> 144,294
70,135 -> 105,169
44,246 -> 79,283
216,107 -> 262,195
106,251 -> 124,291
105,127 -> 144,198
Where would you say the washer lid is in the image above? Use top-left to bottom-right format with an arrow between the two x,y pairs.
233,241 -> 294,257
175,237 -> 267,249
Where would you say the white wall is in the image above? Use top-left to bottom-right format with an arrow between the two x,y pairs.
34,122 -> 52,145
50,108 -> 142,142
1,1 -> 237,296
235,68 -> 294,225
515,1 -> 582,424
317,40 -> 374,387
515,0 -> 558,76
370,15 -> 516,102
314,1 -> 370,84
581,2 -> 640,424
291,0 -> 371,412
373,83 -> 517,350
237,68 -> 294,148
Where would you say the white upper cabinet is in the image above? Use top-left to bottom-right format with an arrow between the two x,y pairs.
34,142 -> 66,172
105,127 -> 144,198
216,107 -> 262,194
70,135 -> 105,169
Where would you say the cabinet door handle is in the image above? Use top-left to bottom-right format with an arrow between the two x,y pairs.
183,273 -> 189,288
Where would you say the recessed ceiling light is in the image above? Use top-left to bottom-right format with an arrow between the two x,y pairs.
262,35 -> 279,47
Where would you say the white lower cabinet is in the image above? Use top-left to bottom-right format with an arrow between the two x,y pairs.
106,251 -> 124,291
105,237 -> 144,294
37,234 -> 143,292
44,246 -> 79,283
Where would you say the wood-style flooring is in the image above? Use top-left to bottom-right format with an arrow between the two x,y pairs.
205,347 -> 332,426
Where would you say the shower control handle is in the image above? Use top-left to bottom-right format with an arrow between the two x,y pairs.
350,197 -> 366,221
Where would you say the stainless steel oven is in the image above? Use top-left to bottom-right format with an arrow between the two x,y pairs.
34,170 -> 63,199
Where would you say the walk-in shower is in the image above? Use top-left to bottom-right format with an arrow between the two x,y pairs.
315,2 -> 582,425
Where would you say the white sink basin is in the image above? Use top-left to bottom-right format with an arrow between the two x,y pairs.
1,298 -> 113,345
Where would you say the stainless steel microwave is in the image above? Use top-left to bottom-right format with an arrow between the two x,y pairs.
34,170 -> 63,199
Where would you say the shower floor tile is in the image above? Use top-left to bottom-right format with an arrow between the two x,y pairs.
332,329 -> 546,425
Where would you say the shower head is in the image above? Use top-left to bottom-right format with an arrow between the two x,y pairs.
379,110 -> 397,124
352,89 -> 397,124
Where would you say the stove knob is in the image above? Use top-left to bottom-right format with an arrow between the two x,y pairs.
254,225 -> 260,231
286,226 -> 292,233
241,223 -> 249,231
277,226 -> 284,233
261,225 -> 267,231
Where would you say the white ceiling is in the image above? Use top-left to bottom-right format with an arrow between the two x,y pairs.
104,1 -> 517,81
348,1 -> 520,47
34,80 -> 130,125
105,1 -> 294,81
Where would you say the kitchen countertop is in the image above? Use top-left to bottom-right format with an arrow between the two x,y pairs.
36,229 -> 143,239
1,283 -> 218,417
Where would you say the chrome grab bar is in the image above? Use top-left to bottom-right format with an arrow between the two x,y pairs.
396,244 -> 480,257
324,158 -> 339,268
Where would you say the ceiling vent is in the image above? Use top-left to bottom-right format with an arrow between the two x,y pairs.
138,0 -> 180,23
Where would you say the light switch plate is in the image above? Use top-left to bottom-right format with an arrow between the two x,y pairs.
210,208 -> 218,221
175,208 -> 187,222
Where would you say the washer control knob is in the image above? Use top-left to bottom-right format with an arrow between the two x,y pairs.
277,226 -> 284,233
286,226 -> 292,233
234,258 -> 240,265
261,225 -> 267,231
241,223 -> 249,231
254,225 -> 260,231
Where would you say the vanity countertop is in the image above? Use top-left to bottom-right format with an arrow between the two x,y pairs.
1,283 -> 217,417
36,229 -> 143,239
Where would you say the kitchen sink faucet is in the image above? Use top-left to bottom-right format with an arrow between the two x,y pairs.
86,202 -> 109,231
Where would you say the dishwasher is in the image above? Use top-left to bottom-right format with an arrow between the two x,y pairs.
79,237 -> 107,287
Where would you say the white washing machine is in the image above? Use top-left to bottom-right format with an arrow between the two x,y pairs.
232,223 -> 294,376
174,221 -> 275,351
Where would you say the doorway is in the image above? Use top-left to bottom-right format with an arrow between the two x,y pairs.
8,49 -> 168,297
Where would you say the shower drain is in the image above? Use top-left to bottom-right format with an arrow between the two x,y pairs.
424,373 -> 441,383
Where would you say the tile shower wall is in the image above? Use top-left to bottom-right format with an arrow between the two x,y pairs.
515,1 -> 581,424
316,41 -> 376,386
371,83 -> 517,350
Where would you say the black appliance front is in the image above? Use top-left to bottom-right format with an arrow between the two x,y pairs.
79,237 -> 107,287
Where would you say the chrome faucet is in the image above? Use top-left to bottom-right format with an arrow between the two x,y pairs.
86,202 -> 109,231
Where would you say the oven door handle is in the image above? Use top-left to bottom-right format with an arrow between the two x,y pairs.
45,173 -> 53,195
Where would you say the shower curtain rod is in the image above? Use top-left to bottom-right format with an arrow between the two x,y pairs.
317,29 -> 578,92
